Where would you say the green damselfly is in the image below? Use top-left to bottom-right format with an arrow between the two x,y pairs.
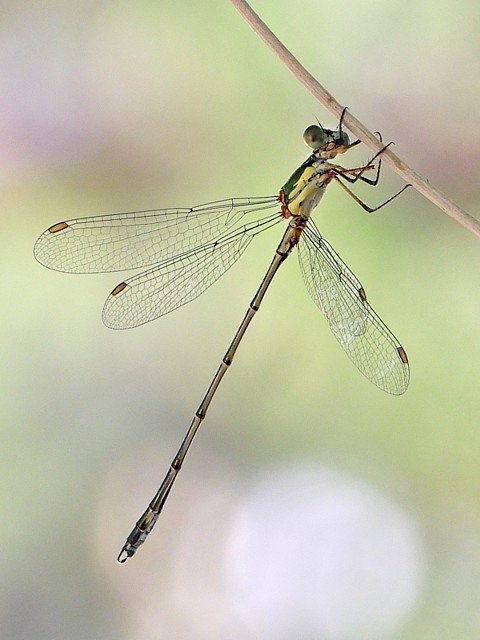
34,112 -> 410,563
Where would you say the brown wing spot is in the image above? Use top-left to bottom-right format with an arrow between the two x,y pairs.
397,346 -> 408,364
358,286 -> 367,302
48,221 -> 69,233
111,282 -> 127,296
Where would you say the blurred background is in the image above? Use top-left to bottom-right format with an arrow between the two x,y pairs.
3,1 -> 480,638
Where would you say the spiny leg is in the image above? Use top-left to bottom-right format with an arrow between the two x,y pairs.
341,135 -> 390,187
332,173 -> 410,214
335,111 -> 386,187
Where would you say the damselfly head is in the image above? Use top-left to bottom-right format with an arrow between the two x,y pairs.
303,125 -> 350,158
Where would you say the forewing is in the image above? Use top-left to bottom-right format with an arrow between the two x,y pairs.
298,221 -> 409,394
34,197 -> 277,274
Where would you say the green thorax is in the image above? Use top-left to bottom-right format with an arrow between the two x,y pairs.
281,154 -> 332,218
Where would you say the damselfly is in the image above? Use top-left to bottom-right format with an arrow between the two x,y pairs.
34,112 -> 410,563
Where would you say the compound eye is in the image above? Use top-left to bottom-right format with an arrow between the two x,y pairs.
303,125 -> 327,150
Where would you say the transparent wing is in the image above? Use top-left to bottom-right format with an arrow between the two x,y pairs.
103,214 -> 281,329
34,197 -> 278,274
298,220 -> 409,395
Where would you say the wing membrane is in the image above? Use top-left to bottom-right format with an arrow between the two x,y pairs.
298,220 -> 409,394
34,197 -> 278,274
103,214 -> 281,329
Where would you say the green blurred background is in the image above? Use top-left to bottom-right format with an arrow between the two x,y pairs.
3,1 -> 480,638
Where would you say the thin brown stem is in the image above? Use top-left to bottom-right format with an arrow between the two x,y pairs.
229,0 -> 480,239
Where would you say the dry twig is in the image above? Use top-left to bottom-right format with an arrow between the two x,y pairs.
230,0 -> 480,239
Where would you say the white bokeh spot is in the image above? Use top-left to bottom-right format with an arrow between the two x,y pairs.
224,464 -> 426,639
